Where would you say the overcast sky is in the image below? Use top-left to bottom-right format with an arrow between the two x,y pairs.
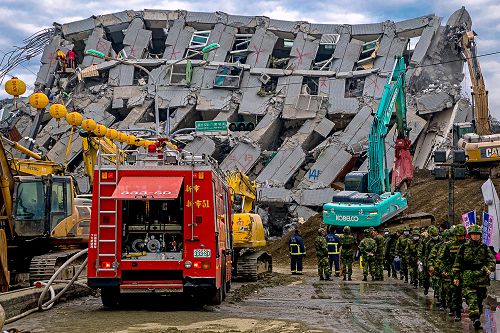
0,0 -> 499,117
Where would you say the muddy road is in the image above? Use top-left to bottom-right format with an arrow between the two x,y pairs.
5,266 -> 499,333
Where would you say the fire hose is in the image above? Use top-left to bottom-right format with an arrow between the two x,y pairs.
4,248 -> 89,325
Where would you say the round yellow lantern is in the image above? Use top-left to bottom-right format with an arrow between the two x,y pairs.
5,77 -> 26,97
29,92 -> 49,110
105,128 -> 118,140
94,124 -> 107,137
117,132 -> 129,143
81,118 -> 97,132
49,103 -> 67,120
126,135 -> 137,145
66,112 -> 83,126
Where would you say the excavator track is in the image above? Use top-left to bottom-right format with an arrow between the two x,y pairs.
235,251 -> 272,281
29,249 -> 84,283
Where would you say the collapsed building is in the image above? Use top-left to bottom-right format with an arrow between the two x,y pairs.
1,7 -> 475,235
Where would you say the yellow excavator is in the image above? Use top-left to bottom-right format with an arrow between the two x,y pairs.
454,25 -> 500,174
0,135 -> 91,291
226,169 -> 272,281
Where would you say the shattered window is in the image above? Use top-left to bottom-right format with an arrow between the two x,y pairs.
228,34 -> 253,64
301,77 -> 320,96
345,77 -> 365,98
189,31 -> 210,49
213,65 -> 243,89
357,37 -> 381,69
168,62 -> 192,86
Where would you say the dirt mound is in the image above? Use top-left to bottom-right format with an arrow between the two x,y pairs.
265,214 -> 324,267
407,169 -> 500,224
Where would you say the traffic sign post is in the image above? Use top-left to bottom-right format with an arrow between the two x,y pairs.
195,120 -> 228,135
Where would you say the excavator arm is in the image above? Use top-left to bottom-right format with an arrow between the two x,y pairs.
81,133 -> 125,184
459,29 -> 490,135
368,56 -> 412,195
226,169 -> 257,213
0,138 -> 15,237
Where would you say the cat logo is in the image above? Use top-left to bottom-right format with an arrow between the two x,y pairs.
481,147 -> 500,158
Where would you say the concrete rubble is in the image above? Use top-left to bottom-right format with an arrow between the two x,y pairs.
2,7 -> 476,235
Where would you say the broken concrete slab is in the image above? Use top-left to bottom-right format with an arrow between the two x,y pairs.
256,140 -> 305,186
257,187 -> 293,204
220,140 -> 261,172
184,136 -> 216,156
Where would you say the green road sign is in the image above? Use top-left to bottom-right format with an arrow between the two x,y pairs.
195,120 -> 228,132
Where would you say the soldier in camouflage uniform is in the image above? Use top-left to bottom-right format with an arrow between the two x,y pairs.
340,226 -> 356,281
315,228 -> 331,280
421,225 -> 440,295
370,227 -> 385,281
437,227 -> 455,311
384,229 -> 398,278
405,229 -> 420,288
453,225 -> 496,330
359,229 -> 377,281
396,226 -> 411,282
417,228 -> 428,287
428,229 -> 449,306
439,224 -> 467,321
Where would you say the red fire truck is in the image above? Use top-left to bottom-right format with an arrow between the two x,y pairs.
87,148 -> 233,307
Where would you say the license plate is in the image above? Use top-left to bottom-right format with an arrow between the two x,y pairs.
194,249 -> 211,258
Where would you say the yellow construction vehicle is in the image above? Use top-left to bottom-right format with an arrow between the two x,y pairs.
453,26 -> 500,173
226,169 -> 272,281
80,131 -> 125,185
0,135 -> 90,291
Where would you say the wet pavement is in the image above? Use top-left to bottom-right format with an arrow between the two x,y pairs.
4,266 -> 500,333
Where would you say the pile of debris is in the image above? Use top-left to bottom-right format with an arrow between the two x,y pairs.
1,7 -> 476,235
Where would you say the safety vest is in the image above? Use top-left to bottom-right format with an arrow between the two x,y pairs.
327,242 -> 340,255
326,234 -> 340,255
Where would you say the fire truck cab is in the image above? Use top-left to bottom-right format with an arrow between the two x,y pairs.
87,148 -> 233,306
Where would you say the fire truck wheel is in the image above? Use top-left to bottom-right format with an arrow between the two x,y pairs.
209,286 -> 223,305
101,286 -> 120,308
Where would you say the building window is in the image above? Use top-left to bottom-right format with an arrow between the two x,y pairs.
270,38 -> 293,69
227,34 -> 252,64
213,64 -> 243,89
257,74 -> 279,96
313,34 -> 340,71
186,30 -> 211,59
167,62 -> 192,86
357,37 -> 381,70
345,77 -> 366,98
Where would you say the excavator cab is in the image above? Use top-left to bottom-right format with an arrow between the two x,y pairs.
12,176 -> 74,238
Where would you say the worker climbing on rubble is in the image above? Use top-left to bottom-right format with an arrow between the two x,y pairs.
440,224 -> 467,321
396,226 -> 411,282
405,229 -> 420,288
325,226 -> 341,277
359,229 -> 377,281
315,228 -> 331,281
371,227 -> 385,281
66,49 -> 76,69
421,225 -> 440,296
289,228 -> 305,275
56,48 -> 66,72
453,224 -> 496,330
384,228 -> 398,278
340,226 -> 356,281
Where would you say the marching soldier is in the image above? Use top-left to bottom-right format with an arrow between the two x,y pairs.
453,225 -> 495,330
384,229 -> 398,278
422,225 -> 440,295
371,227 -> 385,281
440,224 -> 467,321
396,226 -> 411,282
406,229 -> 420,288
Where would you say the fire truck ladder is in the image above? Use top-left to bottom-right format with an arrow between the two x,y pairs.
95,146 -> 120,275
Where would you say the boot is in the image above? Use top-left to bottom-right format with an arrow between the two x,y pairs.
325,275 -> 331,281
362,275 -> 367,282
424,288 -> 429,296
348,276 -> 352,281
371,276 -> 376,281
319,275 -> 324,281
454,310 -> 461,322
343,275 -> 347,281
335,272 -> 340,277
392,272 -> 397,278
400,274 -> 404,280
473,319 -> 482,330
448,309 -> 454,317
404,277 -> 408,283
